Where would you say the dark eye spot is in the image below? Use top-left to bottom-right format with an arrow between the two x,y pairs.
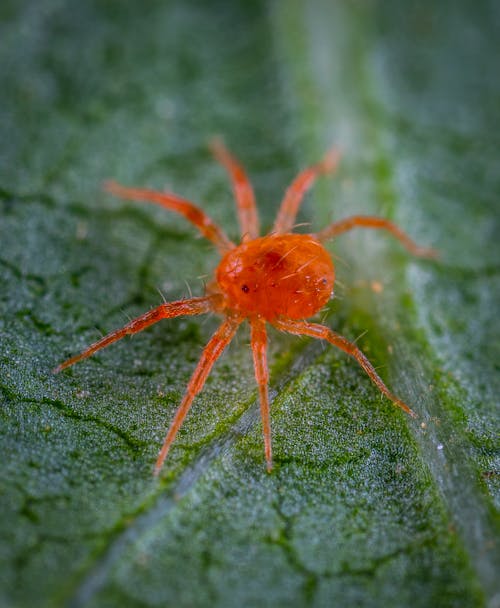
241,284 -> 249,293
322,278 -> 327,285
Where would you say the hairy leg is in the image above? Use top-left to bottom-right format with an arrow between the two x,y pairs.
104,181 -> 234,253
154,316 -> 241,474
274,318 -> 416,417
210,138 -> 260,241
316,215 -> 437,258
273,147 -> 340,235
250,317 -> 272,472
54,296 -> 215,373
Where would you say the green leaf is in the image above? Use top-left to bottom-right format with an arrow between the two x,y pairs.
1,1 -> 498,607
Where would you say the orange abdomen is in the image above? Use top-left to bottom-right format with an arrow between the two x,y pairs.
216,234 -> 334,320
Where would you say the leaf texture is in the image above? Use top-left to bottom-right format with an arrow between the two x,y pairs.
0,1 -> 498,607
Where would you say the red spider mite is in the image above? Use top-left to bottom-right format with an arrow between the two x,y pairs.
54,140 -> 437,475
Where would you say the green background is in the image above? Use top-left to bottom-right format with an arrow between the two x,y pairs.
0,1 -> 498,607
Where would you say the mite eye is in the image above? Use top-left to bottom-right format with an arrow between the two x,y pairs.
241,284 -> 249,293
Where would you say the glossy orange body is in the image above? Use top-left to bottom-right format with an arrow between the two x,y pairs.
216,234 -> 334,319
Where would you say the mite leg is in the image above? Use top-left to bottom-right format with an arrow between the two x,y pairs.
273,147 -> 340,235
54,296 -> 215,373
104,181 -> 234,254
154,316 -> 241,475
210,138 -> 260,241
315,215 -> 438,258
250,317 -> 272,472
273,318 -> 416,417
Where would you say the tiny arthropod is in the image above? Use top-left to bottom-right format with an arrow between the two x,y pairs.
55,140 -> 436,474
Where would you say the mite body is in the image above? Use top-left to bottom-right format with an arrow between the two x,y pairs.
215,234 -> 334,319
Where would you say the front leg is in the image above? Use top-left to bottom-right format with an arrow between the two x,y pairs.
54,296 -> 215,373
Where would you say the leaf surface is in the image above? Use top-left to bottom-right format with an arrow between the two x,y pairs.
0,1 -> 498,607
